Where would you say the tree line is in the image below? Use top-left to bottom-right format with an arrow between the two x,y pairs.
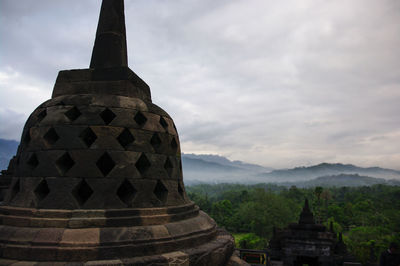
186,183 -> 400,264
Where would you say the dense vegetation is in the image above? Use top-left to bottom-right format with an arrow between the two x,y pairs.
186,183 -> 400,264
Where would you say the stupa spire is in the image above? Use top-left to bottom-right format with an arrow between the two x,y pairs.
299,198 -> 315,224
90,0 -> 128,68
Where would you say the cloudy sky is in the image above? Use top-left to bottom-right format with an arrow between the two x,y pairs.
0,0 -> 399,169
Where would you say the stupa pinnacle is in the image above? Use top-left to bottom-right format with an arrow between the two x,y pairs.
0,1 -> 238,264
90,0 -> 128,69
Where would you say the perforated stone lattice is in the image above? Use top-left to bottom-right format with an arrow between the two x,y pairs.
117,179 -> 136,206
154,180 -> 168,203
43,127 -> 60,145
96,152 -> 115,176
134,111 -> 147,126
159,116 -> 168,129
34,179 -> 50,201
117,128 -> 135,149
72,179 -> 93,206
164,157 -> 173,177
13,101 -> 185,208
100,108 -> 116,125
135,153 -> 151,175
27,153 -> 39,170
150,133 -> 162,149
171,138 -> 178,152
79,127 -> 97,148
64,106 -> 81,122
55,152 -> 75,175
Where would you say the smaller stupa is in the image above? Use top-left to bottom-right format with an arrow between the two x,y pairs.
269,199 -> 356,266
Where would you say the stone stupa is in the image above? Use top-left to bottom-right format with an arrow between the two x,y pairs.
268,199 -> 357,265
0,1 -> 240,264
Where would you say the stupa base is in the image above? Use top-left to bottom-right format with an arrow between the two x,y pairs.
0,229 -> 235,265
0,205 -> 239,265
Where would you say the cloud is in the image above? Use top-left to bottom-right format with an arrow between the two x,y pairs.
0,108 -> 25,141
0,0 -> 399,169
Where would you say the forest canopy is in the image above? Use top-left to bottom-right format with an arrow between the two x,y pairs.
186,183 -> 400,264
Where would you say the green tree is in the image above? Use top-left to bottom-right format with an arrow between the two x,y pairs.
211,199 -> 233,228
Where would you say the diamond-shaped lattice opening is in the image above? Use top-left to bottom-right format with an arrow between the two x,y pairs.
43,127 -> 59,145
27,153 -> 39,170
159,116 -> 168,129
134,111 -> 147,126
135,153 -> 150,175
100,108 -> 116,125
37,109 -> 47,123
150,133 -> 162,149
154,180 -> 168,204
65,106 -> 81,122
34,179 -> 50,201
79,127 -> 97,148
72,179 -> 93,206
117,179 -> 136,206
96,152 -> 115,176
164,157 -> 173,177
117,128 -> 135,149
55,152 -> 75,175
171,138 -> 178,152
178,182 -> 185,198
10,179 -> 20,201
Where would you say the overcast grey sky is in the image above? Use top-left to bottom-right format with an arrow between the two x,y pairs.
0,0 -> 399,169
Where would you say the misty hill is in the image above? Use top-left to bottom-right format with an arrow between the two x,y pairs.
280,174 -> 400,188
181,154 -> 400,185
181,154 -> 271,184
183,153 -> 273,173
259,163 -> 400,182
0,139 -> 18,170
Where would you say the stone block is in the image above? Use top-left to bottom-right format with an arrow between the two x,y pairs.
8,227 -> 39,244
32,228 -> 64,245
0,226 -> 17,242
57,246 -> 98,262
60,228 -> 100,246
30,217 -> 69,228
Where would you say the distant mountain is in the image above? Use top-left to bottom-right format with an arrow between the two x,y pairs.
182,156 -> 400,185
183,153 -> 272,173
280,174 -> 400,188
0,139 -> 19,170
181,154 -> 270,185
259,163 -> 400,182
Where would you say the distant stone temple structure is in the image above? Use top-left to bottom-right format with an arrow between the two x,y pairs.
0,1 -> 244,264
269,199 -> 358,266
